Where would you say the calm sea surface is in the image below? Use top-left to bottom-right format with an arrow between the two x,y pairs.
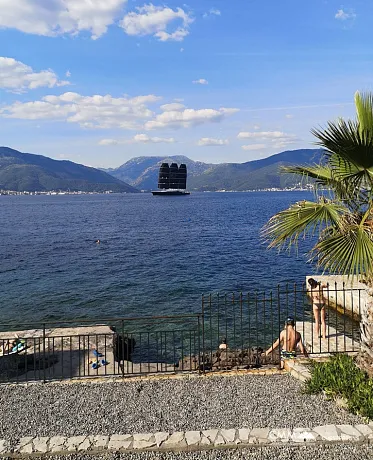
0,191 -> 318,324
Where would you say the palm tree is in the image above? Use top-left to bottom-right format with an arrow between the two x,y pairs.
262,91 -> 373,373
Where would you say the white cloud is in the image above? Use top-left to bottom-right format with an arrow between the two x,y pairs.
193,78 -> 208,85
1,92 -> 161,129
237,130 -> 291,140
99,139 -> 119,146
99,134 -> 175,145
238,130 -> 299,151
0,57 -> 70,93
180,47 -> 184,52
285,114 -> 293,119
120,4 -> 193,41
160,103 -> 185,111
335,9 -> 356,20
66,70 -> 71,77
241,144 -> 266,151
0,0 -> 127,39
133,134 -> 175,143
197,138 -> 228,146
145,107 -> 239,130
203,8 -> 221,18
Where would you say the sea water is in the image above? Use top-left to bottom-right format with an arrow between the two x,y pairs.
0,191 -> 316,324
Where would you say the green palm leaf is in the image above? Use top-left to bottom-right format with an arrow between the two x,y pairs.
313,225 -> 373,278
262,200 -> 346,250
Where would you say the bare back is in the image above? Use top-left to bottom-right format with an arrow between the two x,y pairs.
280,326 -> 301,352
309,284 -> 327,306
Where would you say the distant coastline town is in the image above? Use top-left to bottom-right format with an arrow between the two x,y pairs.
0,185 -> 315,196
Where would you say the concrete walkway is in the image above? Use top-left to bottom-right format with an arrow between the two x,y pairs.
296,321 -> 360,355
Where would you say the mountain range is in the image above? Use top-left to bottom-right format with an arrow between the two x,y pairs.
104,149 -> 323,191
0,146 -> 323,193
0,147 -> 138,193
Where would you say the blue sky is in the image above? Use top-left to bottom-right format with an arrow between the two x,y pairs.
0,0 -> 371,168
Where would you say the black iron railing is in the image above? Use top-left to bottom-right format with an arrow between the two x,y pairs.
0,284 -> 365,383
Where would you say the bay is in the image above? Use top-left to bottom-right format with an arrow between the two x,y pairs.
0,191 -> 317,324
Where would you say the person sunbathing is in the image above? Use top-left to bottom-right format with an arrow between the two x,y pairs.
265,317 -> 308,364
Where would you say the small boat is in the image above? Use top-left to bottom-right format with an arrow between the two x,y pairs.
152,162 -> 190,196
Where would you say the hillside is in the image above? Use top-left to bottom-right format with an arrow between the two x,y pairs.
188,149 -> 323,191
104,155 -> 212,190
105,149 -> 323,191
0,147 -> 139,193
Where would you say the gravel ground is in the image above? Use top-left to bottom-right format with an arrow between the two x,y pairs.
0,374 -> 363,443
6,444 -> 372,460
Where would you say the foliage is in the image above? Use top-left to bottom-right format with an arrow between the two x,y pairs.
305,354 -> 373,419
262,91 -> 373,283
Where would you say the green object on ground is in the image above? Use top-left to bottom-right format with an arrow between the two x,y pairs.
305,354 -> 373,420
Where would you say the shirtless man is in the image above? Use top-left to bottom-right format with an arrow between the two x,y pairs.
265,317 -> 308,364
308,278 -> 328,340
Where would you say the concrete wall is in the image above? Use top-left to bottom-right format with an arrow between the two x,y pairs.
305,275 -> 369,320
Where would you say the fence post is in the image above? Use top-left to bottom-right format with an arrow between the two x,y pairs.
121,320 -> 125,378
201,295 -> 205,374
43,323 -> 46,383
277,285 -> 281,370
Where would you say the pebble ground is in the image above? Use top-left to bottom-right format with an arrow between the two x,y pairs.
3,444 -> 371,460
0,374 -> 363,443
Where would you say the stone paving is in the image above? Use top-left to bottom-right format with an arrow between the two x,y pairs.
0,424 -> 372,457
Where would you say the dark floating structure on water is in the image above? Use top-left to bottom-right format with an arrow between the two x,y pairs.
152,162 -> 190,196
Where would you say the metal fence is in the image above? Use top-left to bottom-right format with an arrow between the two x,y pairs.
0,284 -> 364,383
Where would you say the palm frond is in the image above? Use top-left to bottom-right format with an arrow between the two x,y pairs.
262,200 -> 346,250
312,224 -> 373,278
355,91 -> 373,133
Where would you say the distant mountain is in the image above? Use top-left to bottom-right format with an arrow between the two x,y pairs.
0,147 -> 139,193
188,149 -> 323,191
103,155 -> 212,190
105,149 -> 323,191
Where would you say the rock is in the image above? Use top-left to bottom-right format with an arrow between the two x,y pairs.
313,425 -> 340,441
49,436 -> 67,452
154,432 -> 169,447
220,429 -> 236,443
185,431 -> 201,446
33,436 -> 49,453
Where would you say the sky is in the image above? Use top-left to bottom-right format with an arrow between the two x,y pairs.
0,0 -> 372,168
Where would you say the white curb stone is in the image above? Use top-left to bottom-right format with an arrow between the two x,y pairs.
20,443 -> 34,454
313,425 -> 340,441
250,428 -> 270,444
355,424 -> 373,437
291,428 -> 318,443
220,429 -> 236,443
202,429 -> 219,443
337,425 -> 363,441
133,439 -> 157,449
67,436 -> 87,452
214,434 -> 225,445
107,434 -> 133,450
185,431 -> 201,446
163,432 -> 185,448
154,432 -> 169,447
33,437 -> 49,453
15,437 -> 34,454
0,440 -> 10,455
49,436 -> 68,453
4,423 -> 373,456
269,428 -> 292,443
238,428 -> 250,443
133,433 -> 154,442
77,437 -> 92,451
92,435 -> 109,450
200,436 -> 211,446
